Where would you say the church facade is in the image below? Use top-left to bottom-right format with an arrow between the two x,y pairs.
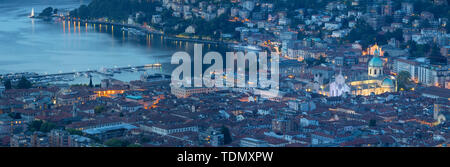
328,71 -> 351,97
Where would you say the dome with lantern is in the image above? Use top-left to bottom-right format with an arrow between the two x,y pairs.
381,78 -> 394,88
368,56 -> 383,67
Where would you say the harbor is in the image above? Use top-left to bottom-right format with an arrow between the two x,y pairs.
1,64 -> 163,86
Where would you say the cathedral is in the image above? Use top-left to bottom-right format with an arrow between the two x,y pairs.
327,71 -> 351,97
320,45 -> 396,97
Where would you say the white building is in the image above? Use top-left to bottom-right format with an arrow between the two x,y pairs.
141,124 -> 198,136
240,137 -> 268,147
171,86 -> 219,98
288,100 -> 316,112
328,72 -> 351,97
185,25 -> 196,34
324,22 -> 342,30
127,17 -> 135,25
152,15 -> 162,24
300,118 -> 319,127
242,1 -> 255,11
394,58 -> 449,87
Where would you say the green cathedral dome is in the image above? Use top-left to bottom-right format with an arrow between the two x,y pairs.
381,78 -> 394,87
368,56 -> 383,67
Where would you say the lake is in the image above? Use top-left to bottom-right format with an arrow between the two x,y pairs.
0,0 -> 226,79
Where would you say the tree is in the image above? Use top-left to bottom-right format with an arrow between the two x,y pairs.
429,45 -> 447,65
369,119 -> 377,127
70,0 -> 148,21
385,16 -> 394,25
28,120 -> 43,132
8,112 -> 22,119
140,136 -> 151,143
4,79 -> 12,90
12,127 -> 24,134
318,55 -> 326,64
220,125 -> 232,145
94,105 -> 106,114
67,128 -> 83,135
89,76 -> 93,88
385,29 -> 403,42
17,76 -> 32,89
39,122 -> 56,132
104,139 -> 129,147
397,71 -> 412,91
104,139 -> 123,147
345,20 -> 377,49
28,120 -> 56,132
39,7 -> 54,17
407,41 -> 430,58
127,143 -> 142,147
77,5 -> 91,19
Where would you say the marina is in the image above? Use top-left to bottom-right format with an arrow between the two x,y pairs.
1,64 -> 163,86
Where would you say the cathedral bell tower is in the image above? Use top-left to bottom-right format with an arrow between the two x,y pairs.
368,48 -> 384,78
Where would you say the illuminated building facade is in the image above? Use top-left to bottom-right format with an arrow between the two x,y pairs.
327,71 -> 351,97
94,90 -> 125,97
350,46 -> 395,96
320,45 -> 396,97
349,77 -> 395,96
368,49 -> 384,78
393,58 -> 449,88
171,86 -> 219,98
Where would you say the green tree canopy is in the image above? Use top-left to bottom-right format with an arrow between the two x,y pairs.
127,143 -> 142,147
67,128 -> 83,135
104,139 -> 130,147
17,76 -> 32,89
407,41 -> 430,58
39,7 -> 54,17
369,119 -> 377,127
89,76 -> 93,88
429,45 -> 447,65
344,20 -> 378,49
8,112 -> 22,119
94,105 -> 106,114
397,71 -> 412,91
3,79 -> 12,90
221,125 -> 232,145
28,120 -> 57,133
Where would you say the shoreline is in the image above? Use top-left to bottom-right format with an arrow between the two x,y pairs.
61,17 -> 239,46
3,15 -> 273,79
0,64 -> 164,85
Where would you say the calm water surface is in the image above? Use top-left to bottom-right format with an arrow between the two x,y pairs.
0,0 -> 225,78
